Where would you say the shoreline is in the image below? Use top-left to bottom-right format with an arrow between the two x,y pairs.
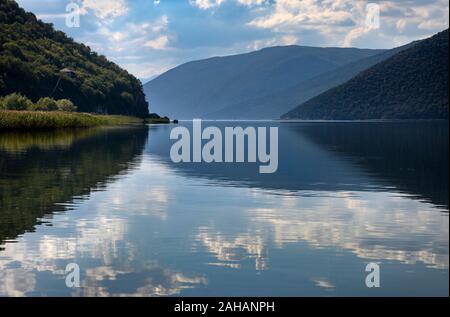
0,111 -> 170,129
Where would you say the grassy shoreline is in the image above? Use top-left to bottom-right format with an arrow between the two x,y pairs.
0,111 -> 170,129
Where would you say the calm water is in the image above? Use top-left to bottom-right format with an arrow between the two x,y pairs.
0,121 -> 448,297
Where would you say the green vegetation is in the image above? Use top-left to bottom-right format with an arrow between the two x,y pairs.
0,110 -> 145,129
56,98 -> 77,112
0,93 -> 170,128
0,92 -> 33,110
145,113 -> 171,124
0,0 -> 149,117
33,97 -> 59,111
145,117 -> 171,124
282,29 -> 449,120
0,92 -> 77,111
0,92 -> 137,128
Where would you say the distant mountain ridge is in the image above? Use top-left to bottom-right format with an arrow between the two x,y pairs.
144,46 -> 386,119
283,29 -> 449,120
0,0 -> 149,117
205,42 -> 414,119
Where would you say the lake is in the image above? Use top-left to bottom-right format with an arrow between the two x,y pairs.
0,121 -> 448,296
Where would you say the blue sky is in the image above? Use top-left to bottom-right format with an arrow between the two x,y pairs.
16,0 -> 449,81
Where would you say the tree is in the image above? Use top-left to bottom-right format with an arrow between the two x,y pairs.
34,97 -> 58,111
56,99 -> 77,112
0,93 -> 33,110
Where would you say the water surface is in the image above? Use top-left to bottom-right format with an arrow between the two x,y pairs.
0,121 -> 448,296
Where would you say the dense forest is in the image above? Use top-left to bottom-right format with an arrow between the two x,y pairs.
0,0 -> 149,117
282,29 -> 449,120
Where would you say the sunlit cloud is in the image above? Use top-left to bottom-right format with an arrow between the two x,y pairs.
78,0 -> 129,20
145,35 -> 171,50
189,0 -> 226,10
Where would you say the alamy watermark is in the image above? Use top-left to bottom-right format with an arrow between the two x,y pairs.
365,262 -> 380,288
66,2 -> 80,28
366,3 -> 381,29
65,263 -> 80,288
170,120 -> 278,174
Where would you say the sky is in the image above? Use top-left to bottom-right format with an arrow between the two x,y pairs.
15,0 -> 449,82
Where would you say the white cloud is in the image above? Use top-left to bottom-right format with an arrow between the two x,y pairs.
237,0 -> 267,7
342,0 -> 449,48
189,0 -> 226,10
91,15 -> 171,50
190,0 -> 266,10
247,0 -> 357,31
75,14 -> 172,79
79,0 -> 129,19
245,0 -> 449,48
145,35 -> 170,50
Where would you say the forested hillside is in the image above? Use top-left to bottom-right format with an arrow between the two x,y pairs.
283,29 -> 449,120
0,0 -> 149,117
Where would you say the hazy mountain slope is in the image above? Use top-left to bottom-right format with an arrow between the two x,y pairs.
144,46 -> 384,119
0,0 -> 149,117
283,29 -> 449,120
205,43 -> 413,119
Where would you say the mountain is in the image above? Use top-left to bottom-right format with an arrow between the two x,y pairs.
144,46 -> 386,119
282,29 -> 449,120
205,43 -> 414,119
0,0 -> 149,117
